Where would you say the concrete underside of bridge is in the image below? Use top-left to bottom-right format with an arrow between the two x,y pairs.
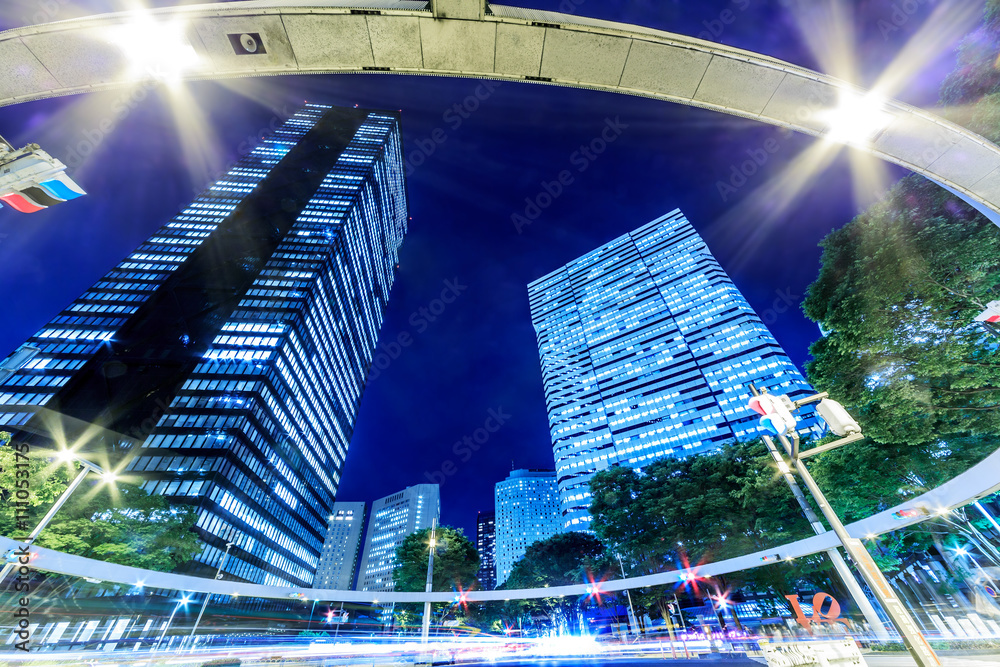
0,0 -> 999,222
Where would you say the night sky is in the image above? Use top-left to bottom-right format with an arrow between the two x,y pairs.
0,1 -> 965,539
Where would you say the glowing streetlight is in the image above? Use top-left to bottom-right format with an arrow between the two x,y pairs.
155,594 -> 191,651
822,91 -> 894,144
106,16 -> 201,84
0,445 -> 118,583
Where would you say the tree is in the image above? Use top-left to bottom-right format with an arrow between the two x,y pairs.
588,442 -> 847,621
802,174 -> 1000,517
0,432 -> 202,571
391,526 -> 479,632
501,531 -> 615,633
392,526 -> 479,593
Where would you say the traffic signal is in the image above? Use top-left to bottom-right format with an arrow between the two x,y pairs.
0,143 -> 85,214
815,399 -> 861,436
748,393 -> 797,436
975,301 -> 1000,324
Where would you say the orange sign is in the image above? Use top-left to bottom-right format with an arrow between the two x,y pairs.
784,592 -> 844,632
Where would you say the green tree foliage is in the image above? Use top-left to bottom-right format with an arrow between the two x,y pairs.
938,2 -> 1000,142
0,433 -> 202,571
590,442 -> 812,570
588,442 -> 848,614
392,526 -> 479,593
802,176 -> 1000,518
501,531 -> 615,632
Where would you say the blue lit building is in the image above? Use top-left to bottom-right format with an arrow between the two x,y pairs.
356,484 -> 439,592
0,105 -> 408,586
314,502 -> 367,590
527,210 -> 819,530
476,510 -> 497,591
494,469 -> 561,586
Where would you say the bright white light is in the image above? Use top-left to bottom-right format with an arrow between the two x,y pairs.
101,470 -> 119,484
107,17 -> 200,84
777,461 -> 791,474
955,547 -> 969,556
822,92 -> 893,144
135,579 -> 145,589
179,595 -> 191,606
55,449 -> 76,464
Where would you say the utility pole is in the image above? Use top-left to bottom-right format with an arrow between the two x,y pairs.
748,388 -> 940,667
421,519 -> 437,644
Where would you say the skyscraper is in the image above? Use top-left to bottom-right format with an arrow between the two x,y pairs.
0,105 -> 408,586
475,510 -> 496,591
356,484 -> 439,592
528,209 -> 819,530
494,469 -> 561,587
314,502 -> 367,590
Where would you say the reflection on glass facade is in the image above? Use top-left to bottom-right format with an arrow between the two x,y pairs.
357,484 -> 439,592
314,502 -> 367,590
528,210 -> 819,530
476,510 -> 496,591
0,105 -> 408,586
494,469 -> 561,587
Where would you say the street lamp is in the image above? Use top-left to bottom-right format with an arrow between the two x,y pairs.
615,554 -> 639,638
155,594 -> 191,651
0,443 -> 118,583
188,540 -> 234,647
421,518 -> 437,644
748,388 -> 940,667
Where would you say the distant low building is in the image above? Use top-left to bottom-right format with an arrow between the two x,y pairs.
494,469 -> 561,587
313,502 -> 366,590
356,484 -> 440,592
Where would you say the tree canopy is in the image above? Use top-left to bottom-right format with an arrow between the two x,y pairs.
392,525 -> 479,593
500,531 -> 615,632
588,442 -> 830,598
801,175 -> 1000,513
0,432 -> 202,571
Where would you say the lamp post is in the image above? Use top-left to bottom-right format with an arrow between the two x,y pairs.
421,518 -> 437,644
154,595 -> 190,652
748,388 -> 940,667
188,540 -> 233,647
0,445 -> 117,583
615,554 -> 639,637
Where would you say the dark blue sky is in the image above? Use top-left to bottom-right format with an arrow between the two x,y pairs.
0,1 -> 962,538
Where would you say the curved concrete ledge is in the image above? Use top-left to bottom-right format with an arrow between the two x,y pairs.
4,447 -> 997,603
0,0 -> 999,224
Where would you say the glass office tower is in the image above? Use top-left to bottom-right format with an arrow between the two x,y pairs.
494,469 -> 561,586
314,502 -> 367,590
0,105 -> 408,586
356,484 -> 439,592
528,209 -> 818,530
476,510 -> 497,591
